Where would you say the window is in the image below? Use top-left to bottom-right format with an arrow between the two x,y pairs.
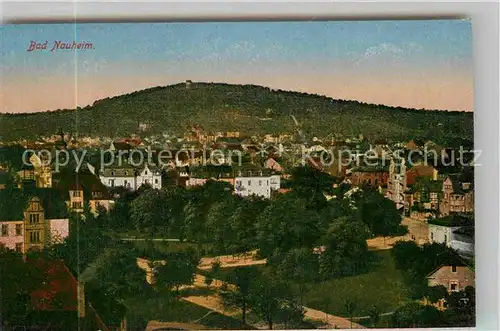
15,243 -> 22,253
259,180 -> 262,186
15,224 -> 22,236
72,202 -> 82,209
29,214 -> 40,224
124,171 -> 128,176
444,235 -> 448,243
430,232 -> 434,241
1,224 -> 8,236
29,231 -> 41,243
452,265 -> 457,273
450,283 -> 458,291
155,179 -> 159,184
73,190 -> 81,197
111,171 -> 115,176
248,180 -> 251,185
109,179 -> 115,187
124,180 -> 128,187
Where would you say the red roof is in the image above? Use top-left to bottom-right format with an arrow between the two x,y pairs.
29,259 -> 78,311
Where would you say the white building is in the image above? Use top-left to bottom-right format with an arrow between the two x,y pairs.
234,171 -> 280,199
136,164 -> 162,190
99,165 -> 137,190
428,217 -> 474,259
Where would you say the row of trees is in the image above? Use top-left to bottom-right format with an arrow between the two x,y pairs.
103,167 -> 405,262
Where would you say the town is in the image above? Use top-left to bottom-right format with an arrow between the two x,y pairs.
0,121 -> 475,330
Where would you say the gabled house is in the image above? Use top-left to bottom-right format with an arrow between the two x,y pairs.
0,192 -> 69,254
56,170 -> 114,216
136,164 -> 162,190
426,264 -> 475,293
439,175 -> 474,216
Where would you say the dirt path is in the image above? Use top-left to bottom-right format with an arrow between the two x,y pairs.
181,273 -> 364,330
367,217 -> 430,250
199,250 -> 267,270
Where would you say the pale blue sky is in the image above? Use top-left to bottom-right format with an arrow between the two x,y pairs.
1,20 -> 473,112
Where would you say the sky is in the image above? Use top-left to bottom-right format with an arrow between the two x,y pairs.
1,20 -> 473,113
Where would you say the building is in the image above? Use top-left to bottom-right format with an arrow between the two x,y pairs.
428,214 -> 474,259
406,163 -> 438,186
99,163 -> 137,190
1,258 -> 112,331
387,158 -> 407,210
234,170 -> 280,198
109,140 -> 133,153
349,165 -> 389,188
408,177 -> 443,212
426,264 -> 475,293
0,196 -> 69,254
56,170 -> 115,216
136,164 -> 162,190
263,157 -> 285,173
439,175 -> 474,216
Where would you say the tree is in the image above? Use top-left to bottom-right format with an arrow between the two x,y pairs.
204,275 -> 213,287
220,267 -> 260,325
391,301 -> 443,328
206,196 -> 240,255
256,193 -> 322,258
426,285 -> 448,304
229,196 -> 269,253
275,247 -> 319,305
443,286 -> 475,326
250,275 -> 303,329
289,166 -> 336,208
130,188 -> 168,238
80,246 -> 148,300
319,217 -> 370,278
154,250 -> 200,296
211,259 -> 222,286
357,191 -> 405,237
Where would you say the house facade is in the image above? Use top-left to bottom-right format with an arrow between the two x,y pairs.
136,164 -> 162,190
349,167 -> 389,188
439,176 -> 474,216
428,215 -> 474,259
234,172 -> 281,198
0,197 -> 69,253
427,265 -> 475,293
99,166 -> 137,190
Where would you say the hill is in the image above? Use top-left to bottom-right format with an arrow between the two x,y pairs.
0,82 -> 473,144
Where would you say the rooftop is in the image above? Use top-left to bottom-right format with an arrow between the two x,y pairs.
427,214 -> 474,227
